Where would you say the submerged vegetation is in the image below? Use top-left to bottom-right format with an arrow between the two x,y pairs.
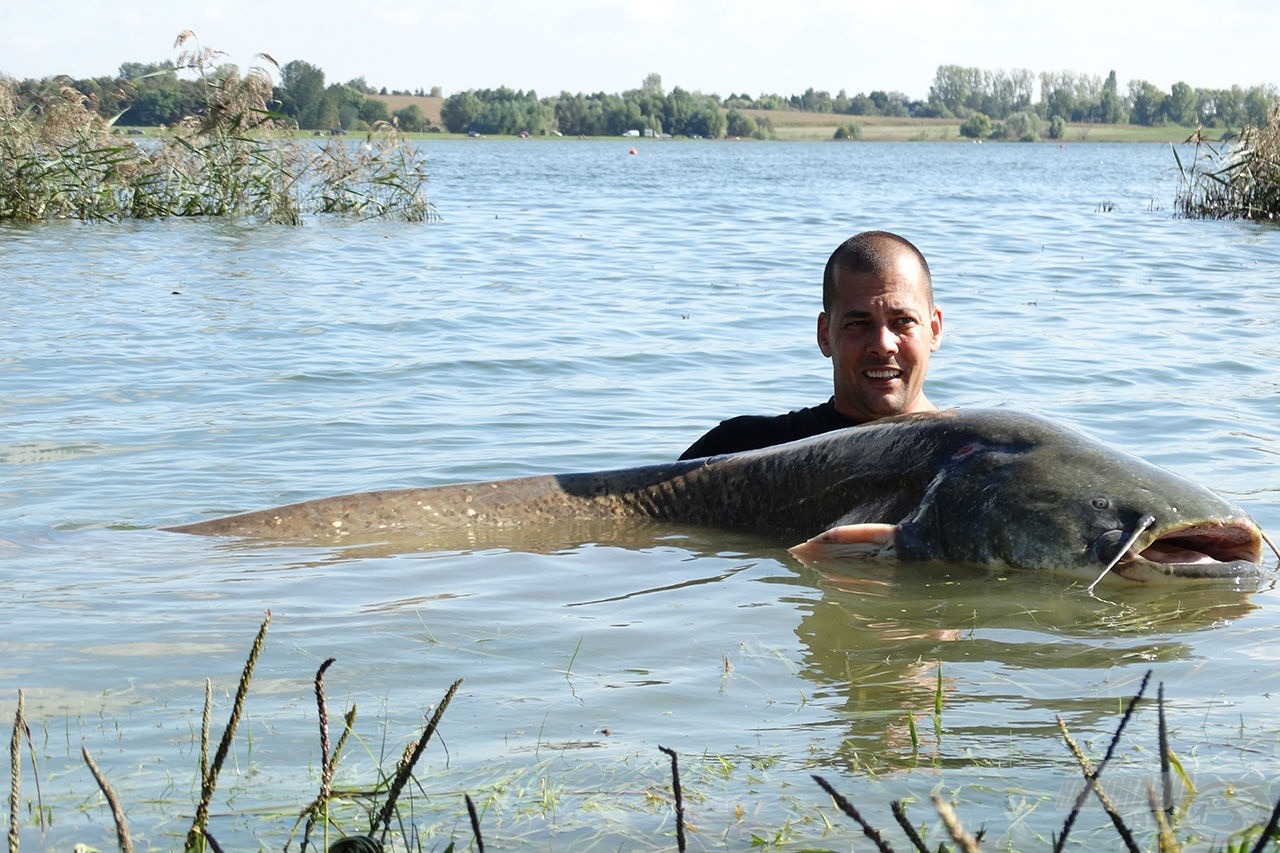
1175,107 -> 1280,220
0,33 -> 433,224
7,616 -> 1280,852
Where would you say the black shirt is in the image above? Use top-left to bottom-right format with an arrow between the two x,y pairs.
678,399 -> 864,460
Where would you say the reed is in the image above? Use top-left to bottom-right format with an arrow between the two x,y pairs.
0,33 -> 434,224
186,610 -> 271,853
8,640 -> 1280,851
813,671 -> 1280,853
8,690 -> 22,851
1174,107 -> 1280,221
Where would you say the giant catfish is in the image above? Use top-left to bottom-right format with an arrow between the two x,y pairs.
166,409 -> 1276,585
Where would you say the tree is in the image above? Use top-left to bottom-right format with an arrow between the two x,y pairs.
929,64 -> 983,116
1003,110 -> 1043,141
441,87 -> 553,135
1128,80 -> 1167,125
687,102 -> 726,138
1242,85 -> 1276,127
311,92 -> 340,130
359,97 -> 390,126
627,84 -> 665,134
279,60 -> 325,128
441,91 -> 483,132
392,104 -> 428,131
793,87 -> 834,113
725,107 -> 758,138
659,87 -> 726,137
1209,86 -> 1246,127
845,93 -> 874,115
980,68 -> 1033,118
122,87 -> 184,125
324,83 -> 365,129
661,86 -> 693,134
119,61 -> 176,81
1042,77 -> 1075,122
875,91 -> 911,117
601,94 -> 643,135
553,91 -> 592,136
1167,81 -> 1196,125
959,112 -> 991,138
1098,71 -> 1124,123
755,93 -> 787,111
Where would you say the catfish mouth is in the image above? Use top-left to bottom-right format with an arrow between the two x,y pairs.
1114,522 -> 1265,580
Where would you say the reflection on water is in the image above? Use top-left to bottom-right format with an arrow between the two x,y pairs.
784,561 -> 1260,765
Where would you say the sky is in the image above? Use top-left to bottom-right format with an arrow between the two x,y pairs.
3,0 -> 1278,100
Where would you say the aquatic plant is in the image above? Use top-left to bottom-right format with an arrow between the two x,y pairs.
1174,108 -> 1280,221
9,625 -> 1280,852
0,33 -> 434,224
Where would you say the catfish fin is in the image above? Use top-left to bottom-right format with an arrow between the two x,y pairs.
788,523 -> 898,562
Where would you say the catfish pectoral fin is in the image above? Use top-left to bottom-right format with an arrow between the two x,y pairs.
788,523 -> 898,562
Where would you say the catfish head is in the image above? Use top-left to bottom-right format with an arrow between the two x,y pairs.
790,417 -> 1273,586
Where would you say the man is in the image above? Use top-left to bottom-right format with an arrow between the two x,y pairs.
678,230 -> 943,460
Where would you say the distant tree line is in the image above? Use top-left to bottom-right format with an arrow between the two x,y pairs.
927,65 -> 1278,134
3,58 -> 434,133
5,58 -> 1277,139
425,67 -> 1280,139
441,75 -> 736,138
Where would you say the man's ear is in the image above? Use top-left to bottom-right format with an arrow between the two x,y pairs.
930,307 -> 943,352
817,312 -> 832,357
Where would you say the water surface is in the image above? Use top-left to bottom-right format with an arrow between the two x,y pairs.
3,140 -> 1279,850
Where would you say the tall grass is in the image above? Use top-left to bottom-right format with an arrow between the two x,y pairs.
1174,107 -> 1280,221
9,651 -> 1280,851
0,33 -> 434,224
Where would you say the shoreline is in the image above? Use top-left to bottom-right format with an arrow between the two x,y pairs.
364,94 -> 1221,143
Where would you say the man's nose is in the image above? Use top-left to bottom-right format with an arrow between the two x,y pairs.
869,324 -> 898,354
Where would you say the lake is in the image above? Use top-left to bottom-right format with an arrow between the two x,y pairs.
3,139 -> 1279,851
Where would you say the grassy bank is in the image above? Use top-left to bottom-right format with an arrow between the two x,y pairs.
742,109 -> 1218,143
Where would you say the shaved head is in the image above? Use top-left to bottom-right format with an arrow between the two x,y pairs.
822,231 -> 933,313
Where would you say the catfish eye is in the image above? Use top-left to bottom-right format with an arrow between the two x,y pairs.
1091,497 -> 1112,510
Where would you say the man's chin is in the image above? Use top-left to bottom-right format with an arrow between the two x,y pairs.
851,393 -> 907,420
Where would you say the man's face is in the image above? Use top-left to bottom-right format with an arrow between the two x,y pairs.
817,258 -> 943,422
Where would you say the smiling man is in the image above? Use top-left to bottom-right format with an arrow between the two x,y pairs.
678,231 -> 944,460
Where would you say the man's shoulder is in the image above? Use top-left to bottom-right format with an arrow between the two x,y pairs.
678,400 -> 857,460
717,401 -> 843,432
